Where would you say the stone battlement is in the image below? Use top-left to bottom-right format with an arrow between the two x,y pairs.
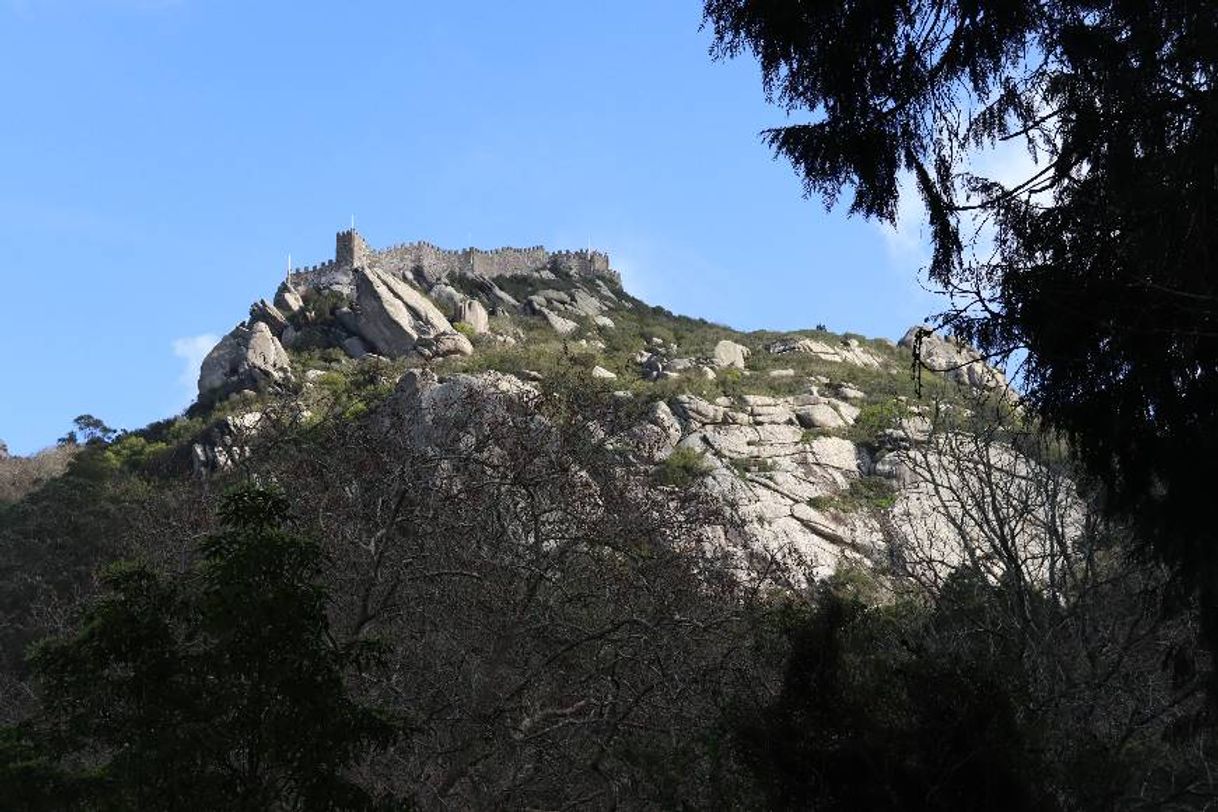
288,230 -> 618,289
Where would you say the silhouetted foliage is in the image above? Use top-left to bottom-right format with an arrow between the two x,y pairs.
738,581 -> 1055,811
740,565 -> 1216,810
704,0 -> 1218,656
57,415 -> 116,447
1,485 -> 398,811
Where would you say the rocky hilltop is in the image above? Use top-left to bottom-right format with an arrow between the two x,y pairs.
1,228 -> 1147,811
190,229 -> 1039,584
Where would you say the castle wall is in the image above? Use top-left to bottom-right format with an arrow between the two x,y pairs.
286,232 -> 618,291
367,242 -> 552,282
372,242 -> 468,284
467,246 -> 551,278
549,249 -> 615,282
286,259 -> 338,290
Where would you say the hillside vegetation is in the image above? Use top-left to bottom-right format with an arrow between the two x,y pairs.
0,243 -> 1212,809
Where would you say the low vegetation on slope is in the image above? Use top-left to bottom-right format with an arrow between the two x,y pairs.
0,263 -> 1214,808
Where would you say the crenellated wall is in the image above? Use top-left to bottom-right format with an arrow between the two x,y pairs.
286,259 -> 339,289
286,231 -> 619,289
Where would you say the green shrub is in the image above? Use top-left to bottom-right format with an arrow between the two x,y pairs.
847,399 -> 909,449
827,559 -> 886,604
808,476 -> 898,514
103,435 -> 170,472
655,447 -> 712,487
729,456 -> 775,477
291,288 -> 350,327
453,321 -> 477,339
316,370 -> 349,394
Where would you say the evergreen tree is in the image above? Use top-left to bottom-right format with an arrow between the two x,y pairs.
703,0 -> 1218,646
3,485 -> 398,810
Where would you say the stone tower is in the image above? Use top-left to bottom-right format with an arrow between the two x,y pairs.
335,229 -> 371,269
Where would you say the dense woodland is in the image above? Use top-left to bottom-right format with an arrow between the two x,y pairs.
1,343 -> 1214,808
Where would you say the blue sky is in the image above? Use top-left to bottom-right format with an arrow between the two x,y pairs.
0,0 -> 943,455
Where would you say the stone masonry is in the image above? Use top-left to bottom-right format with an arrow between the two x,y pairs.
287,230 -> 618,292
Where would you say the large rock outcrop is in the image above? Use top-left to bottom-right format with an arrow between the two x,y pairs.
248,299 -> 289,336
456,299 -> 489,334
899,326 -> 1008,391
713,340 -> 751,369
668,392 -> 880,579
767,336 -> 883,369
198,321 -> 292,397
352,267 -> 471,358
273,281 -> 304,314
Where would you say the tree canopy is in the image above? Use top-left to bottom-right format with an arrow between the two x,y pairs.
704,0 -> 1218,633
3,485 -> 397,811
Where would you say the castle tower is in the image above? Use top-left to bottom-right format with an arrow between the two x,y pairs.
336,229 -> 371,269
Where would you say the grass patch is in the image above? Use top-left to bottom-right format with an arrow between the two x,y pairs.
808,476 -> 898,514
729,457 -> 776,477
846,399 -> 910,450
800,428 -> 830,444
655,446 -> 712,487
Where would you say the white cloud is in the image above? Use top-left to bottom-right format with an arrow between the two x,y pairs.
172,333 -> 217,406
972,139 -> 1043,192
876,176 -> 931,270
875,137 -> 1047,269
871,177 -> 957,332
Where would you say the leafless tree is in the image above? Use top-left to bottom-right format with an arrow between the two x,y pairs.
244,367 -> 779,809
887,392 -> 1215,808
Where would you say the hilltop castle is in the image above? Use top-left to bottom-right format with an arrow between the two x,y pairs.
287,230 -> 617,292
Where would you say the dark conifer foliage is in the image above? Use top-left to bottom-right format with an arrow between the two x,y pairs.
737,585 -> 1054,811
704,0 -> 1218,640
3,486 -> 397,811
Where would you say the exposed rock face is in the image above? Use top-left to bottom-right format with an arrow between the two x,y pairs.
198,321 -> 291,397
540,308 -> 579,336
0,440 -> 8,461
482,279 -> 520,308
796,403 -> 846,429
569,288 -> 605,317
352,267 -> 465,358
427,284 -> 465,315
274,282 -> 304,314
887,434 -> 1085,587
341,335 -> 370,359
421,331 -> 474,358
369,371 -> 876,580
249,299 -> 288,336
380,368 -> 540,451
457,299 -> 490,334
655,387 -> 1060,582
526,288 -> 607,320
671,406 -> 880,578
767,336 -> 883,368
899,326 -> 1008,391
191,411 -> 265,476
713,340 -> 751,369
